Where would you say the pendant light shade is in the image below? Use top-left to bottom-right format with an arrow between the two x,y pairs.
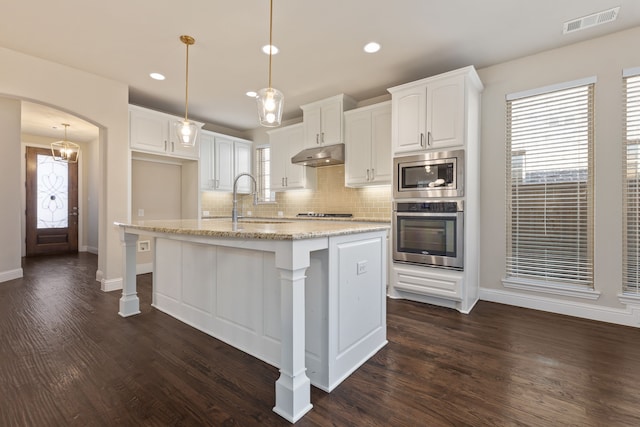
176,35 -> 198,147
51,123 -> 80,163
256,0 -> 284,127
257,87 -> 284,126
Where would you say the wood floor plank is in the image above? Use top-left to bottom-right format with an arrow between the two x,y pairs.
2,253 -> 640,426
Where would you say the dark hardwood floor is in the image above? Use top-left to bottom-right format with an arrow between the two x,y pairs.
2,253 -> 640,426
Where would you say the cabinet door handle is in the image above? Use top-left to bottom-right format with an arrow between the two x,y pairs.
371,168 -> 375,181
366,169 -> 370,181
164,140 -> 168,151
427,131 -> 432,146
321,132 -> 325,143
171,141 -> 175,152
281,177 -> 285,187
285,177 -> 288,187
420,133 -> 425,148
316,133 -> 319,144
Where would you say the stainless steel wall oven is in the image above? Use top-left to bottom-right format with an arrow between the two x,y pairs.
393,149 -> 465,199
392,201 -> 464,269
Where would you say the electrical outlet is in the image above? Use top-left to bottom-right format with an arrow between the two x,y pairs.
357,260 -> 367,275
137,240 -> 150,252
202,210 -> 210,217
138,208 -> 144,217
277,211 -> 284,217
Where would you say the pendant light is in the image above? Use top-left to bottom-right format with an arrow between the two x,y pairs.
175,35 -> 199,147
256,0 -> 284,127
51,123 -> 80,163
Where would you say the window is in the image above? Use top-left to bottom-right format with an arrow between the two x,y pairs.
505,79 -> 594,290
623,71 -> 640,294
255,145 -> 275,203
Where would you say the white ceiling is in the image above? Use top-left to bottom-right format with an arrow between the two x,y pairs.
4,0 -> 640,138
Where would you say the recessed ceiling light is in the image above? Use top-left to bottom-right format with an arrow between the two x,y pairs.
150,72 -> 165,80
262,44 -> 279,55
363,42 -> 381,53
246,91 -> 257,98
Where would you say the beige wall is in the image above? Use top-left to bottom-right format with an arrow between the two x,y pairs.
0,98 -> 22,281
0,46 -> 129,289
132,159 -> 183,266
478,26 -> 640,320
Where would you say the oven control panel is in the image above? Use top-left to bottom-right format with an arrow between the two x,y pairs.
395,201 -> 462,213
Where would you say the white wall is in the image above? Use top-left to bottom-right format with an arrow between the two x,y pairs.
478,26 -> 640,325
0,98 -> 23,282
0,46 -> 129,290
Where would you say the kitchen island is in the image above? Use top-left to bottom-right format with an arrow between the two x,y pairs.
116,218 -> 389,423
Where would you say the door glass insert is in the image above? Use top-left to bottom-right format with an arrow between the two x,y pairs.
37,154 -> 68,229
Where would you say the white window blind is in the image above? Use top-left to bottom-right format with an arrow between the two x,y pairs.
506,83 -> 594,288
623,74 -> 640,294
255,146 -> 275,203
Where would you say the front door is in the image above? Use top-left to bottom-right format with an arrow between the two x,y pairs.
25,146 -> 79,256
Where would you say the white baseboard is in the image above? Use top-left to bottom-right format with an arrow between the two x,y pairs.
85,246 -> 99,255
136,262 -> 153,275
480,288 -> 640,328
95,269 -> 104,283
101,277 -> 123,292
0,268 -> 23,283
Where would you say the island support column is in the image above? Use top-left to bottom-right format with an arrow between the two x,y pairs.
273,240 -> 315,422
118,229 -> 141,317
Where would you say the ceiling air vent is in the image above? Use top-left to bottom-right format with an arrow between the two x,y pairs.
563,6 -> 620,34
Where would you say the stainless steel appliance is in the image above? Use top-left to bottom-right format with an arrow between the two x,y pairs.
392,201 -> 463,269
291,144 -> 345,167
393,149 -> 465,199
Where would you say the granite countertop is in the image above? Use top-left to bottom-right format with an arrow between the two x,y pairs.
116,218 -> 390,241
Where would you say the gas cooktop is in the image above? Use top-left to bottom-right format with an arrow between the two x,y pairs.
296,213 -> 353,218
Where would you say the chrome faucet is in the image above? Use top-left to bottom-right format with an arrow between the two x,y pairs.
231,172 -> 258,225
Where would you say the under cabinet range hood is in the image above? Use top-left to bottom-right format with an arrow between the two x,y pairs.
291,143 -> 344,167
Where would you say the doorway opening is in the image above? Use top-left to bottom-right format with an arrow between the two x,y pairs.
25,146 -> 79,255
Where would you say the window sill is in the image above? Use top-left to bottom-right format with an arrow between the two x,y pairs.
619,294 -> 640,306
502,277 -> 601,300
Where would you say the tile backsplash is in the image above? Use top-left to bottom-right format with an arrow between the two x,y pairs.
201,165 -> 392,220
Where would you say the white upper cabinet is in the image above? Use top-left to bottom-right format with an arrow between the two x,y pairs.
129,105 -> 203,160
199,130 -> 216,191
233,139 -> 252,194
200,130 -> 253,193
388,66 -> 483,155
300,94 -> 356,148
268,123 -> 316,191
344,101 -> 392,187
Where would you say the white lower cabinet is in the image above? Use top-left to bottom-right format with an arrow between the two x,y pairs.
390,263 -> 462,299
268,123 -> 316,191
388,262 -> 479,314
344,101 -> 391,187
199,130 -> 252,193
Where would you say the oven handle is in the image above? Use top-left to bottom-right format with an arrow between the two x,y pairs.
393,211 -> 462,217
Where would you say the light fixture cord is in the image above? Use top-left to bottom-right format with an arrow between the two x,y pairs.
268,0 -> 273,89
185,41 -> 190,121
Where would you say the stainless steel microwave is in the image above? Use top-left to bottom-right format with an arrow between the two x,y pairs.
393,149 -> 465,199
